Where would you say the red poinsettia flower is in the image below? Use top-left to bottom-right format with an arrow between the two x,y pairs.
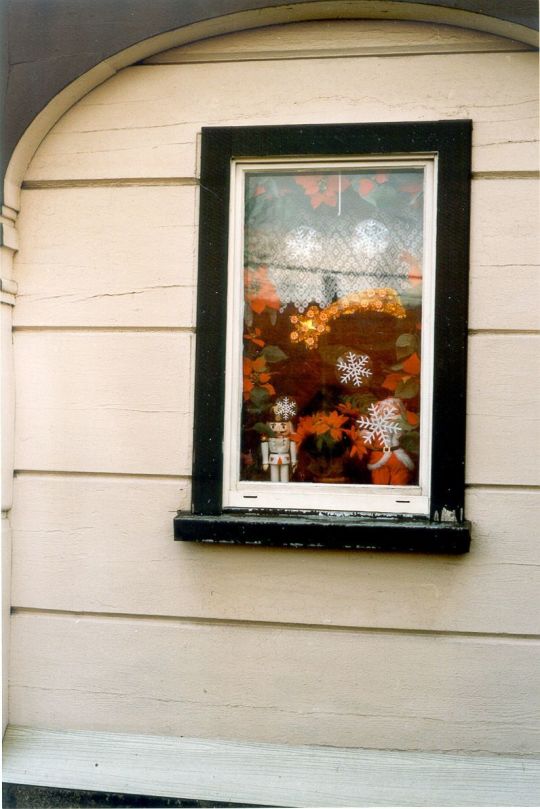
313,410 -> 348,441
244,265 -> 281,314
291,411 -> 348,444
358,178 -> 375,196
290,414 -> 317,446
294,175 -> 350,208
242,356 -> 275,400
244,326 -> 265,348
345,424 -> 368,459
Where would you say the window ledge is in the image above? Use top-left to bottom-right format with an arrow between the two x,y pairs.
174,512 -> 471,554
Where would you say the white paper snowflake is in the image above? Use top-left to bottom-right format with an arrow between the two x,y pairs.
274,396 -> 297,420
336,352 -> 372,387
357,400 -> 402,451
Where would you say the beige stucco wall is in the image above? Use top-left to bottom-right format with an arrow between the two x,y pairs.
6,20 -> 540,754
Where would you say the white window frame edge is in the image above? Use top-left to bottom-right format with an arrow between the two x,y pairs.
222,155 -> 438,516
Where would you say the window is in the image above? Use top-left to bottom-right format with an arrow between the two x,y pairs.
175,122 -> 472,552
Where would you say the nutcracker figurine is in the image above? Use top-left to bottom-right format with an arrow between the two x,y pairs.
261,396 -> 298,483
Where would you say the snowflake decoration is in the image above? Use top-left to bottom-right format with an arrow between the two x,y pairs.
285,226 -> 322,263
352,219 -> 390,258
274,396 -> 297,420
336,351 -> 372,387
357,400 -> 402,451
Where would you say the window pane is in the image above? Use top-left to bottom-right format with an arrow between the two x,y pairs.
241,167 -> 424,487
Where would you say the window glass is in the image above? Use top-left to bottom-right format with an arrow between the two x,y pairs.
236,166 -> 428,502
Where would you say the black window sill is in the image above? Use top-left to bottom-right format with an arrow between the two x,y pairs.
174,512 -> 471,554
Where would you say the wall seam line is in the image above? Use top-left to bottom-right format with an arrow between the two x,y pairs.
9,606 -> 540,642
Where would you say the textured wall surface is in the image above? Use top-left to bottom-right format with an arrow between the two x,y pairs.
7,20 -> 540,755
2,0 -> 538,189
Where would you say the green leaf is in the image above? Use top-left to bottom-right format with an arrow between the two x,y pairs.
252,422 -> 276,437
395,333 -> 418,359
400,431 -> 420,454
398,416 -> 417,433
250,387 -> 270,407
261,345 -> 287,363
396,333 -> 417,348
342,393 -> 377,411
363,194 -> 378,206
395,377 -> 420,399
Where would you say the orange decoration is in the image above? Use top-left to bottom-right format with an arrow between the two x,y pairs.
242,356 -> 275,400
292,411 -> 348,445
405,410 -> 420,427
402,352 -> 421,376
290,288 -> 407,349
369,451 -> 413,485
382,373 -> 403,392
244,265 -> 281,314
294,175 -> 350,209
345,425 -> 368,459
358,178 -> 375,196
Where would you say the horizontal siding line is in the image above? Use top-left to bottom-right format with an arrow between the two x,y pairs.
11,326 -> 195,334
21,178 -> 199,190
14,470 -> 190,481
12,470 -> 539,492
468,329 -> 540,336
465,483 -> 540,492
472,171 -> 539,180
19,173 -> 538,191
10,326 -> 538,337
10,607 -> 540,643
142,44 -> 533,66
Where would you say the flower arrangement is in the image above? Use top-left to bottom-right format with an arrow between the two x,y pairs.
291,408 -> 367,481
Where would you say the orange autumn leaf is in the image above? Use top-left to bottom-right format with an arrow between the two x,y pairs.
382,373 -> 403,392
402,352 -> 421,376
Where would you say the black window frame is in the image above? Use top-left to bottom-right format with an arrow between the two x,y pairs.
174,121 -> 472,553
